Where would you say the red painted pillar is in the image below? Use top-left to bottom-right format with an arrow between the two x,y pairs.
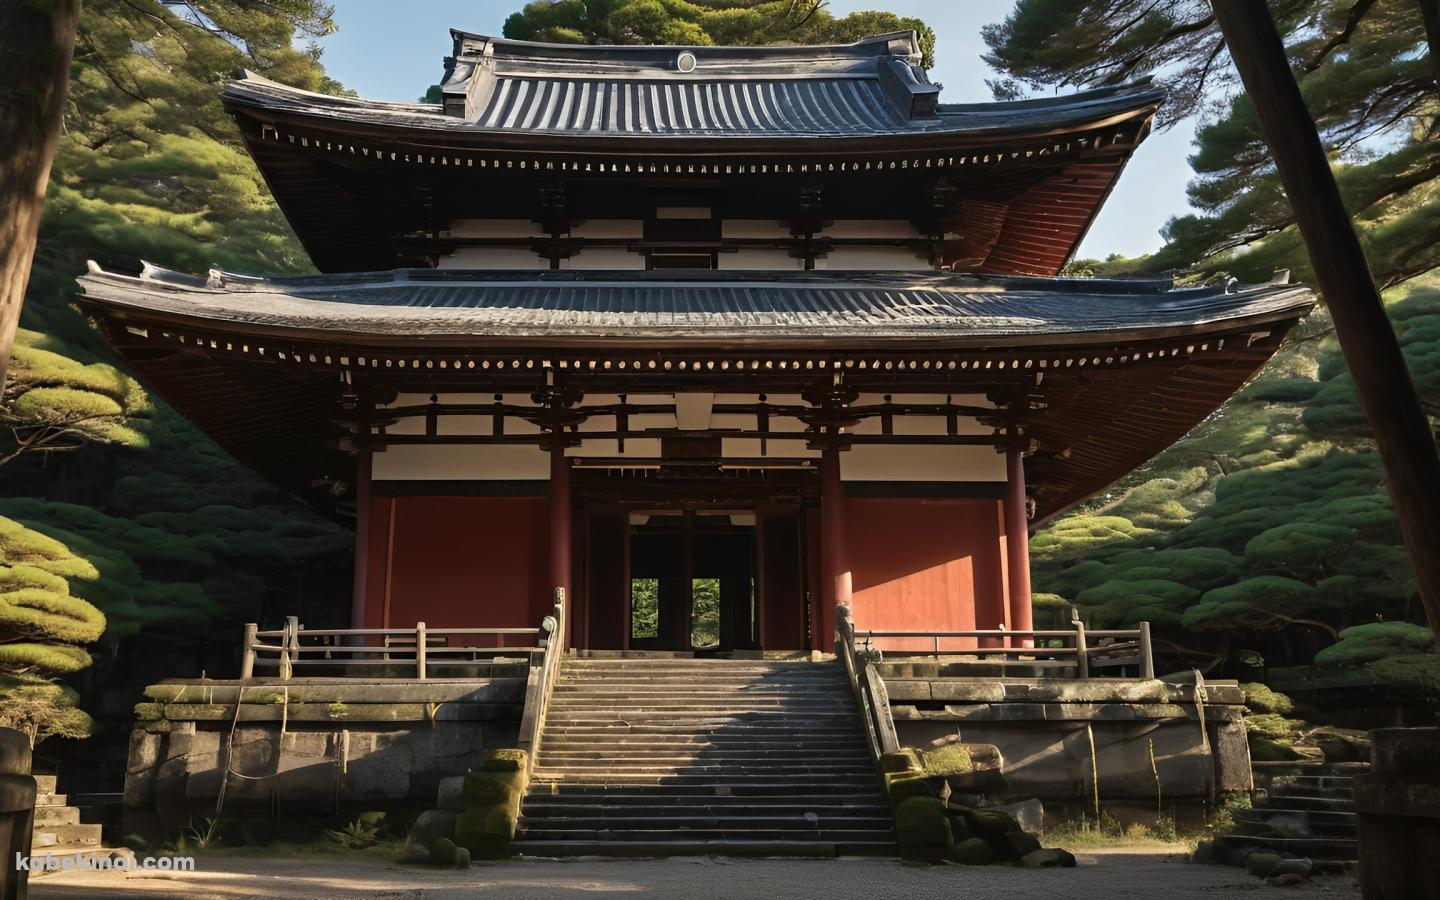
349,446 -> 372,629
1005,446 -> 1034,647
820,444 -> 851,652
549,444 -> 572,607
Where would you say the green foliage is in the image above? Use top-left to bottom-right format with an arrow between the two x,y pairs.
1315,622 -> 1435,667
503,0 -> 937,65
1241,683 -> 1295,716
325,817 -> 382,850
2,0 -> 354,747
0,676 -> 94,747
984,0 -> 1438,290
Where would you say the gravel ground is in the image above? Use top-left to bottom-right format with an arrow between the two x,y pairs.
27,849 -> 1361,900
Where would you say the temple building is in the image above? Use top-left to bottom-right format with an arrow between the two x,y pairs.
80,31 -> 1312,654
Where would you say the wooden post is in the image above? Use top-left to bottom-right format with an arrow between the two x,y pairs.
1139,621 -> 1155,681
820,443 -> 851,653
1004,445 -> 1035,648
349,445 -> 373,630
415,621 -> 427,680
1213,0 -> 1440,642
240,623 -> 257,680
549,444 -> 572,606
1075,620 -> 1089,680
282,616 -> 299,680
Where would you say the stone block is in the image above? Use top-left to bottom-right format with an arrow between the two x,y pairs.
951,837 -> 994,865
127,730 -> 163,775
405,809 -> 456,854
349,742 -> 413,801
988,798 -> 1044,834
1021,848 -> 1075,868
437,776 -> 466,812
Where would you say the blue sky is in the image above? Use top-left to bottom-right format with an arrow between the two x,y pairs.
311,0 -> 1199,260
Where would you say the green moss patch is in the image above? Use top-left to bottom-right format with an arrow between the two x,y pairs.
920,744 -> 972,778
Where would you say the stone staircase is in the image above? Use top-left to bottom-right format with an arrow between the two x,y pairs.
513,657 -> 895,856
30,775 -> 103,856
1215,773 -> 1359,866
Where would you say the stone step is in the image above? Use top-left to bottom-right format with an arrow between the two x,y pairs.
1255,794 -> 1355,813
33,775 -> 58,794
522,814 -> 894,830
510,838 -> 892,858
1215,833 -> 1358,861
532,782 -> 889,799
1286,775 -> 1353,790
32,824 -> 102,847
519,826 -> 896,843
33,793 -> 65,807
32,806 -> 80,827
523,799 -> 893,815
543,722 -> 866,733
538,750 -> 874,764
541,736 -> 871,748
533,765 -> 878,780
549,697 -> 851,708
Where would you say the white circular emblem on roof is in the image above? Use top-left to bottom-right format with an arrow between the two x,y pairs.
676,51 -> 697,73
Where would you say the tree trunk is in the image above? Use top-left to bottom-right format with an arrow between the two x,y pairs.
1212,0 -> 1440,643
1421,0 -> 1440,92
0,0 -> 80,391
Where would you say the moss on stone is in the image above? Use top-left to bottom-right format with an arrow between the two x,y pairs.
879,749 -> 922,774
133,702 -> 164,721
894,796 -> 953,862
455,804 -> 516,860
951,837 -> 995,865
1240,682 -> 1294,715
428,836 -> 457,865
921,744 -> 972,778
996,829 -> 1042,861
477,749 -> 527,773
1249,737 -> 1303,761
462,770 -> 524,809
142,685 -> 183,703
962,808 -> 1022,841
886,774 -> 935,808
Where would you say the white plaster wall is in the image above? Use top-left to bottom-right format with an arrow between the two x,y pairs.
718,249 -> 800,270
819,220 -> 920,239
815,247 -> 933,270
722,220 -> 790,239
447,219 -> 543,238
569,220 -> 644,238
437,248 -> 546,269
561,248 -> 643,269
841,445 -> 1005,482
371,444 -> 550,480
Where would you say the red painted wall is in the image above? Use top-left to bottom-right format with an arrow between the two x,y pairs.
845,498 -> 1008,651
365,496 -> 551,632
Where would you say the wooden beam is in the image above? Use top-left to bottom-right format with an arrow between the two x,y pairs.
1214,0 -> 1440,640
819,442 -> 851,655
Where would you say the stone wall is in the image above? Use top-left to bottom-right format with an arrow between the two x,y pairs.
124,677 -> 525,839
882,670 -> 1251,813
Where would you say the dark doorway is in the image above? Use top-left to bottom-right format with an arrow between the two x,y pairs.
627,511 -> 757,652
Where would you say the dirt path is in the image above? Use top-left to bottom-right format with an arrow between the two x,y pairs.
27,849 -> 1360,899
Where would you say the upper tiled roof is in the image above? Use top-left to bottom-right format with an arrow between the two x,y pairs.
77,264 -> 1314,345
223,32 -> 1163,140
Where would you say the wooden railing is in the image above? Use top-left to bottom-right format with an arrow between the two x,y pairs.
240,618 -> 542,680
836,604 -> 899,761
855,615 -> 1155,680
516,587 -> 566,780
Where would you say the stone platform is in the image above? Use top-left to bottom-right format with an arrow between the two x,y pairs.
124,676 -> 525,840
880,666 -> 1251,813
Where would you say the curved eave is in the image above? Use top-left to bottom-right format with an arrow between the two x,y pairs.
222,72 -> 1162,149
76,265 -> 1314,350
78,265 -> 1312,521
